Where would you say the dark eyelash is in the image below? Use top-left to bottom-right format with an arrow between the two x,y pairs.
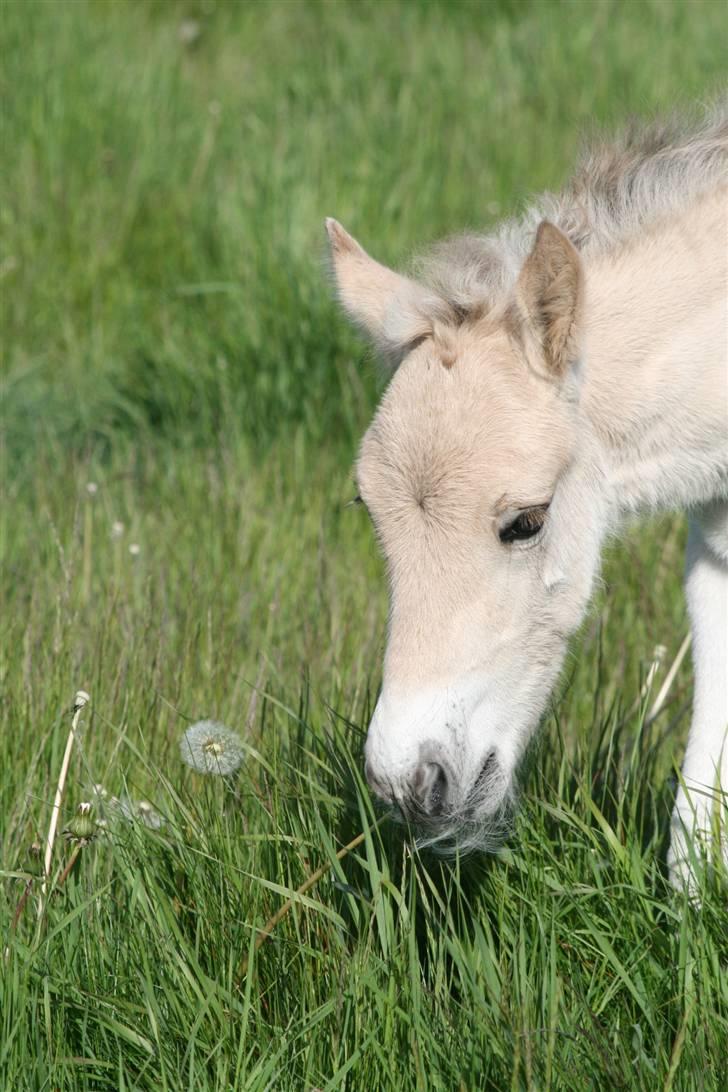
499,504 -> 549,544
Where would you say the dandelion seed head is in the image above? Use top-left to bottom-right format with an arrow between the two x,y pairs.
178,19 -> 201,44
86,481 -> 98,497
74,690 -> 91,711
111,520 -> 125,540
180,720 -> 244,776
129,543 -> 141,556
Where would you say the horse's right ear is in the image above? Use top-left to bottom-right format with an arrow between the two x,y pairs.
513,221 -> 583,380
325,219 -> 441,363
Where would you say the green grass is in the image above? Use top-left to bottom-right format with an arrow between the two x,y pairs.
1,1 -> 727,1088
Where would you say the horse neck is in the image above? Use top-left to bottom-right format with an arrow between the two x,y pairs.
578,185 -> 728,515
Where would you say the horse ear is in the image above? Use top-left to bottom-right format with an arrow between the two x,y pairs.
325,219 -> 438,362
514,221 -> 582,379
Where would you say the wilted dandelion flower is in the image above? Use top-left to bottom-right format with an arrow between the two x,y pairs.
180,720 -> 244,776
63,801 -> 97,846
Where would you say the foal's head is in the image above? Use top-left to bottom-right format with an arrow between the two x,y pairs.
328,218 -> 603,850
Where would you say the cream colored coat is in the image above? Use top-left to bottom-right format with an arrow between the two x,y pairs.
328,105 -> 728,891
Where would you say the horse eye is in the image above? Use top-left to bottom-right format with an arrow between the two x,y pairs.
499,504 -> 549,544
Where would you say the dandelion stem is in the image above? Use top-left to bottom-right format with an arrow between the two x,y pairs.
56,844 -> 83,889
39,691 -> 90,917
236,817 -> 385,985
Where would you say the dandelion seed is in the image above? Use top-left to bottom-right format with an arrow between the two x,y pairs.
129,543 -> 141,556
180,720 -> 244,776
111,520 -> 125,540
86,482 -> 98,497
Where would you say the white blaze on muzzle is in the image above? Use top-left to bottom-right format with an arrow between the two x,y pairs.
364,679 -> 515,820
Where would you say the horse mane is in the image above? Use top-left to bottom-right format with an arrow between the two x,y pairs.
414,98 -> 728,318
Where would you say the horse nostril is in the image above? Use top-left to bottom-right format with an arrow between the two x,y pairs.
413,761 -> 449,817
473,749 -> 498,792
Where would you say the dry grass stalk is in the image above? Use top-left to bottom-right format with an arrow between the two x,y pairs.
646,634 -> 691,724
236,820 -> 384,985
38,690 -> 90,916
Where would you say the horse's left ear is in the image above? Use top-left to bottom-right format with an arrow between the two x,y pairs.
325,218 -> 442,364
513,221 -> 582,379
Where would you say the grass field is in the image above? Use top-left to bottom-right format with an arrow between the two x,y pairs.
2,1 -> 727,1088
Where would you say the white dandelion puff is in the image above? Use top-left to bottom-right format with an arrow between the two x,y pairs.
111,520 -> 125,540
128,543 -> 141,556
178,19 -> 201,44
135,800 -> 165,830
74,690 -> 91,711
116,796 -> 166,829
180,720 -> 244,776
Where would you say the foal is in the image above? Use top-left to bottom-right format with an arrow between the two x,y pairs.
327,104 -> 728,890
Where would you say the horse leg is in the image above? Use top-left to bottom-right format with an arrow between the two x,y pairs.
668,505 -> 728,894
